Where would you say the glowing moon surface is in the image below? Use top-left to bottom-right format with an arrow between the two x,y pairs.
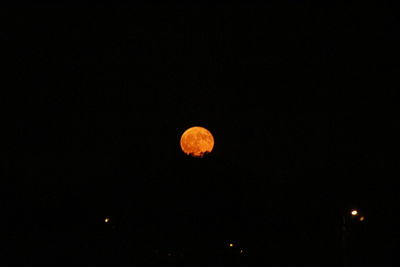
180,126 -> 214,158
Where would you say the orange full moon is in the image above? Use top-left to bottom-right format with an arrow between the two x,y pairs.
180,126 -> 214,158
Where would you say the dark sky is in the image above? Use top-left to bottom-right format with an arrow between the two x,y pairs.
2,3 -> 400,266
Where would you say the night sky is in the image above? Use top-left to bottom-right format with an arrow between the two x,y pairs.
2,2 -> 400,266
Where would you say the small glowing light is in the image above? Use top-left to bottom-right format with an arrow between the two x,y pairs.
240,249 -> 244,254
351,210 -> 358,216
229,243 -> 234,248
360,216 -> 365,221
104,217 -> 110,223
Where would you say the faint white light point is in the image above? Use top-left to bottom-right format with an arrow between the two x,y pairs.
240,249 -> 244,254
104,217 -> 110,223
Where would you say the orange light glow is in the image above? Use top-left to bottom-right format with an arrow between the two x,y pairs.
105,217 -> 110,223
351,210 -> 358,216
360,216 -> 365,221
180,126 -> 214,158
229,243 -> 234,248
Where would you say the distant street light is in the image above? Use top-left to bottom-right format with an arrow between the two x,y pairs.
351,210 -> 358,216
343,208 -> 365,267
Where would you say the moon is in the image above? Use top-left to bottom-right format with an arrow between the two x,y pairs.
180,126 -> 214,158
